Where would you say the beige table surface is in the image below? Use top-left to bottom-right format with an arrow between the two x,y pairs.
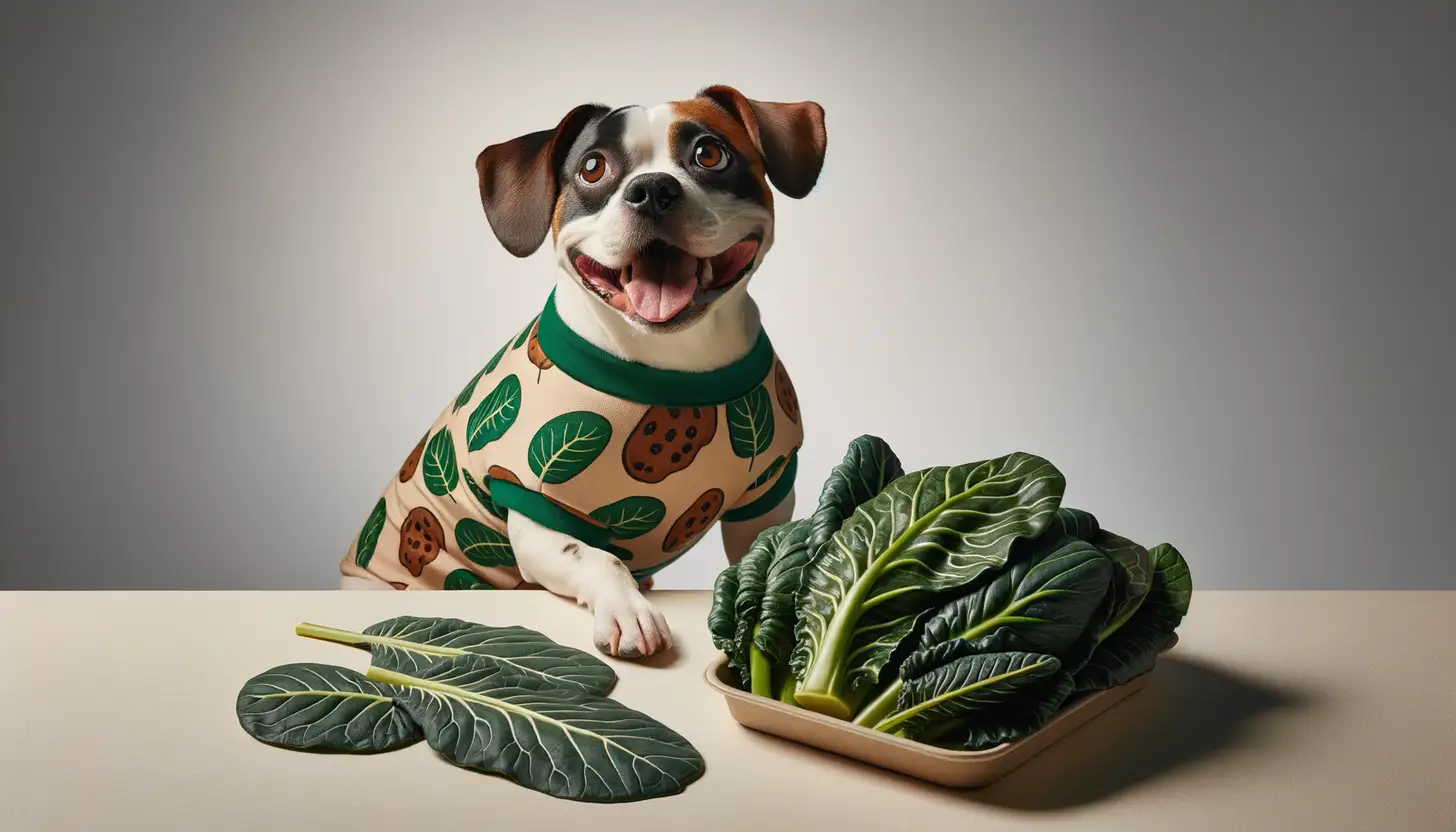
0,590 -> 1451,831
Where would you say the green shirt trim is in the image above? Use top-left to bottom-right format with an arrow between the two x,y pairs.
721,455 -> 799,523
534,290 -> 776,407
485,477 -> 635,562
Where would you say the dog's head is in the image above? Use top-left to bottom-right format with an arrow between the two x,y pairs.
475,85 -> 826,331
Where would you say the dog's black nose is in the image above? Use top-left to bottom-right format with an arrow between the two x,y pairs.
622,173 -> 682,218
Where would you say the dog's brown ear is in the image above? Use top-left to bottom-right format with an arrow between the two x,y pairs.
699,85 -> 826,199
476,103 -> 608,257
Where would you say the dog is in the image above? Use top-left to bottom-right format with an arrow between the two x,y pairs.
339,85 -> 826,660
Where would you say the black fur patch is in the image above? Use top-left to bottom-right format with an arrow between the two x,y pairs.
555,106 -> 641,229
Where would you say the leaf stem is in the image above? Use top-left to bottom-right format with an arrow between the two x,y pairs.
294,622 -> 373,648
749,628 -> 773,699
777,675 -> 799,705
852,679 -> 904,728
294,622 -> 465,657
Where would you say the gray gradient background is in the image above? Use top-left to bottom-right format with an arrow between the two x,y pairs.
2,1 -> 1452,591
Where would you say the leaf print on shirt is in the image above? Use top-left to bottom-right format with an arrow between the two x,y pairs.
453,367 -> 486,413
747,455 -> 787,492
528,412 -> 613,485
726,385 -> 775,470
354,498 -> 387,568
444,569 -> 495,590
423,427 -> 460,500
526,319 -> 553,382
484,338 -> 511,374
467,374 -> 521,452
513,314 -> 540,350
463,468 -> 505,521
590,496 -> 667,540
454,518 -> 516,568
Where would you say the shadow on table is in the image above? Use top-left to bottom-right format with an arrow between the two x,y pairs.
958,654 -> 1313,811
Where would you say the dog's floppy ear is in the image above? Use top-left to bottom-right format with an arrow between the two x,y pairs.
699,85 -> 826,199
476,103 -> 608,257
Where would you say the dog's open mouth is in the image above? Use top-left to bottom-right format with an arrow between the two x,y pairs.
570,233 -> 762,324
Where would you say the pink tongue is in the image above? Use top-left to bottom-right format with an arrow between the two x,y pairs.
624,249 -> 699,323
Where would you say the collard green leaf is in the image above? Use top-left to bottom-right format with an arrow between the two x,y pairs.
899,537 -> 1113,679
528,411 -> 612,485
372,656 -> 704,803
1149,543 -> 1193,628
462,468 -> 505,521
708,562 -> 740,656
467,374 -> 522,451
874,652 -> 1061,739
354,498 -> 387,569
752,519 -> 814,665
1050,507 -> 1100,541
589,496 -> 666,540
954,666 -> 1081,751
731,542 -> 774,675
454,367 -> 486,413
726,385 -> 775,468
295,616 -> 616,695
235,662 -> 421,752
423,427 -> 460,497
939,574 -> 1121,750
791,452 -> 1066,717
1073,541 -> 1191,693
1092,529 -> 1152,640
443,569 -> 494,590
454,518 -> 515,568
807,435 -> 905,562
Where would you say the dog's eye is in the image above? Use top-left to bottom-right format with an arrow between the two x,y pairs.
579,153 -> 607,184
693,138 -> 729,171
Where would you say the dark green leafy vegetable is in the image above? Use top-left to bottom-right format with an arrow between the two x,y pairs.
725,519 -> 815,699
791,452 -> 1067,718
708,561 -> 741,655
806,435 -> 904,561
708,563 -> 740,654
370,655 -> 705,803
753,520 -> 814,665
873,652 -> 1061,740
730,538 -> 773,693
1091,529 -> 1152,641
705,439 -> 1194,750
235,663 -> 421,752
1074,542 -> 1191,693
853,531 -> 1113,727
294,616 -> 616,695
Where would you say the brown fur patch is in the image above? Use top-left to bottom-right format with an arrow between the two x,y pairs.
669,98 -> 773,207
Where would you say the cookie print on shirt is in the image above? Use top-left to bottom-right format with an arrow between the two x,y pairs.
340,291 -> 803,590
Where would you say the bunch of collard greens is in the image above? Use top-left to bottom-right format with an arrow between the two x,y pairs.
235,616 -> 704,803
709,436 -> 1192,749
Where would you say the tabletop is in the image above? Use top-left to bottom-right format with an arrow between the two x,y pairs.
1,590 -> 1451,831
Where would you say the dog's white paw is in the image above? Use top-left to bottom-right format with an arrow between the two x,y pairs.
592,587 -> 672,659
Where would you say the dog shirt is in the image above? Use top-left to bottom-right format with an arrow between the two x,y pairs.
339,289 -> 803,591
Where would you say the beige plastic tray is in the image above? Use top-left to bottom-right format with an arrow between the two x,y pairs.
704,636 -> 1175,789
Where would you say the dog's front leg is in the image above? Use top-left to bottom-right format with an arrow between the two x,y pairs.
719,489 -> 796,564
508,511 -> 672,659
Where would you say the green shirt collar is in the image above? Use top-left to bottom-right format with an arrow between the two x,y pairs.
534,289 -> 775,407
